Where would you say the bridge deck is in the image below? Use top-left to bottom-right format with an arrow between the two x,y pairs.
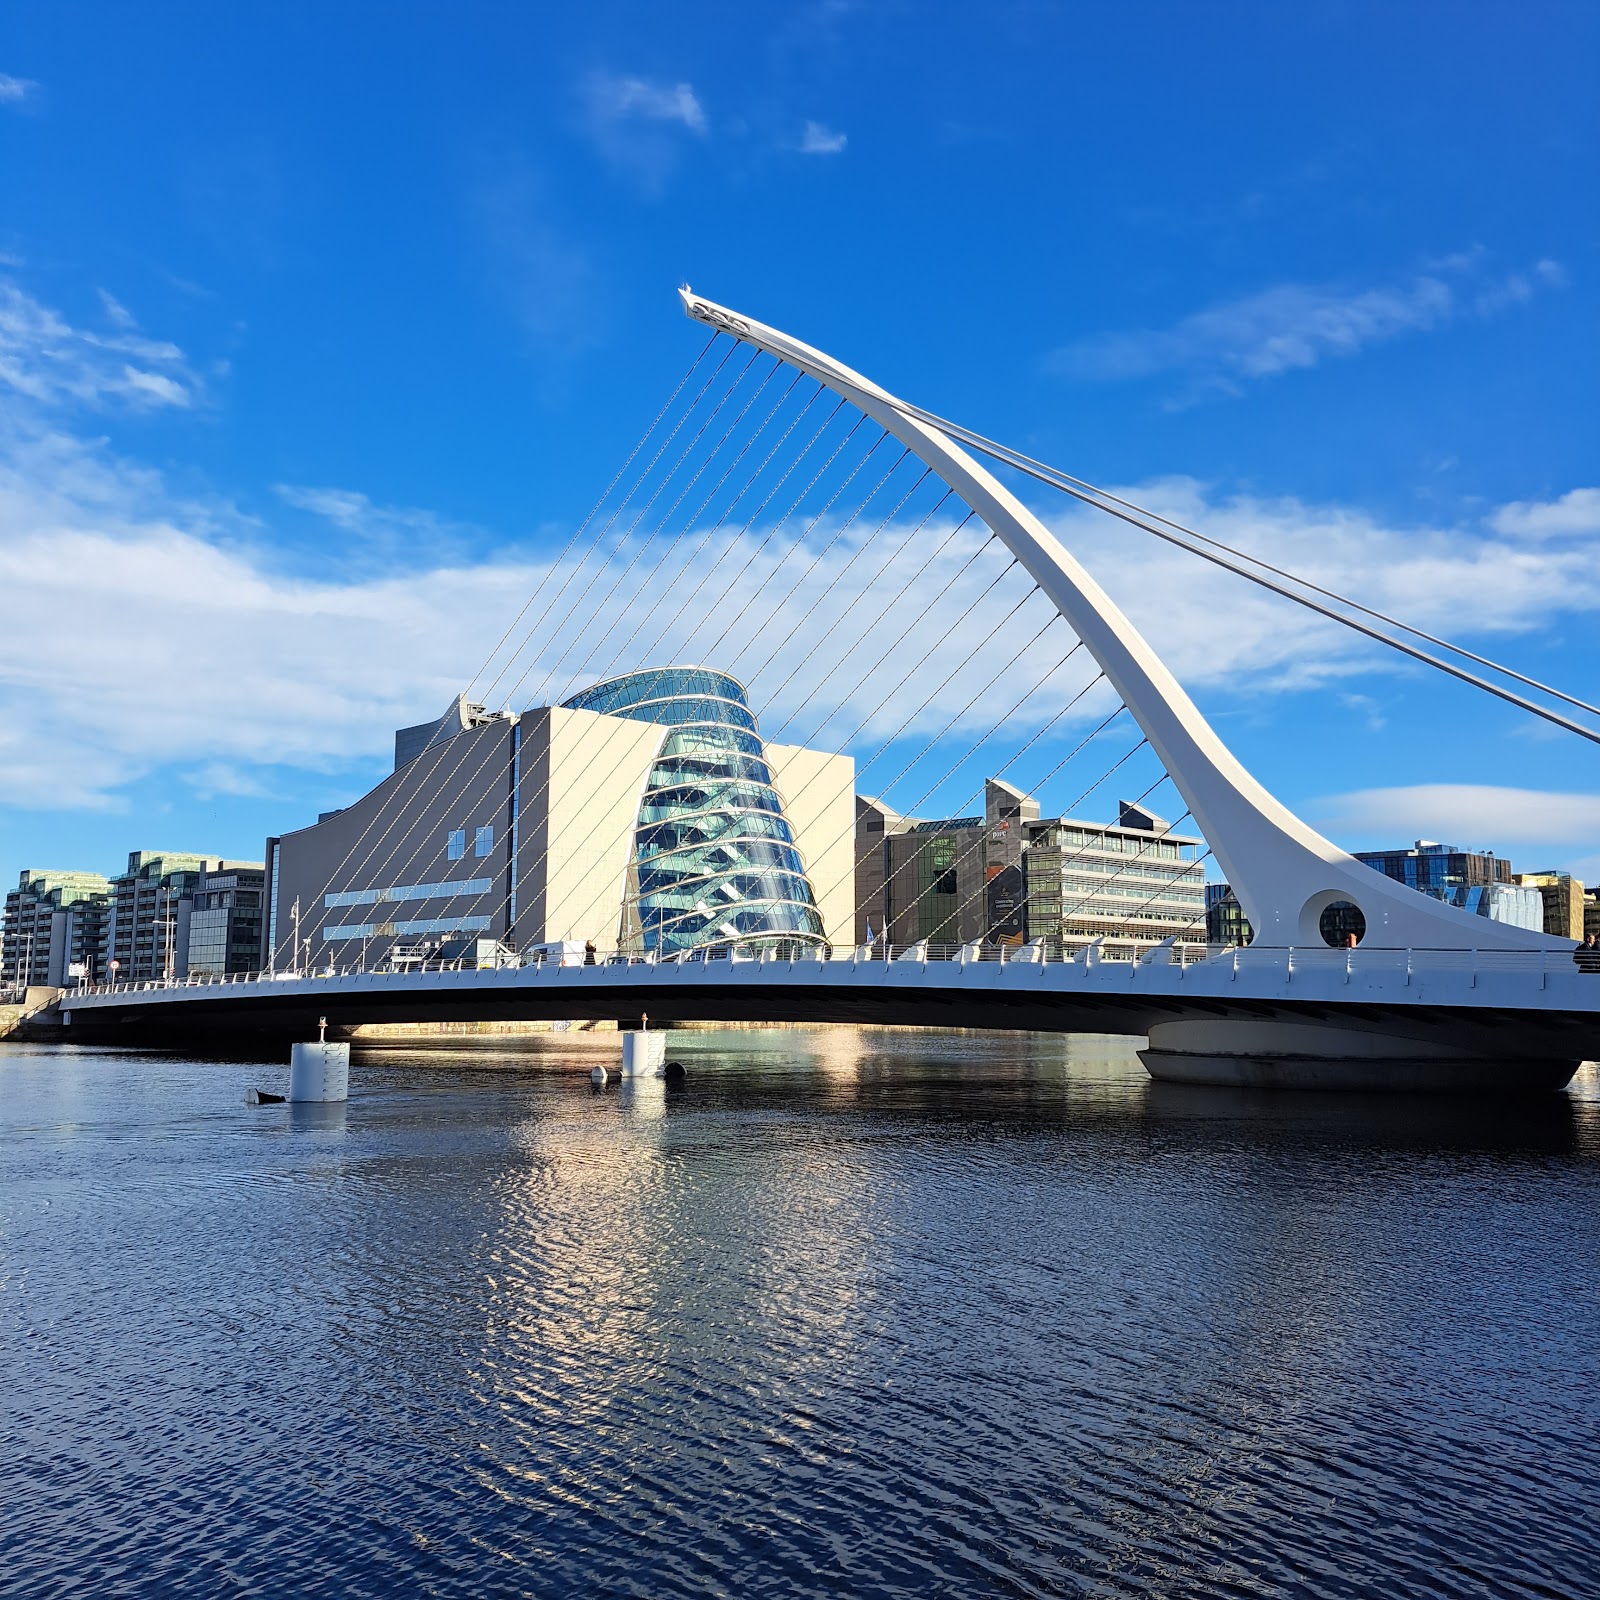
55,946 -> 1600,1062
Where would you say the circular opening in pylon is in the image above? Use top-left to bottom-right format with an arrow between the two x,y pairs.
1318,900 -> 1366,947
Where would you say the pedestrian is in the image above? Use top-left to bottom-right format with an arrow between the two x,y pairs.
1574,933 -> 1600,974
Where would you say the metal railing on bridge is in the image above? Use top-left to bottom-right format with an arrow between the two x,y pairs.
66,936 -> 1598,1002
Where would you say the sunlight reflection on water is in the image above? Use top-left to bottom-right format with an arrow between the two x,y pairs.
3,1032 -> 1597,1597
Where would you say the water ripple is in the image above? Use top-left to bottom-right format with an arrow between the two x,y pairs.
1,1037 -> 1596,1597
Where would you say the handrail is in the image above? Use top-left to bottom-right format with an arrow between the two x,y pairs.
61,933 -> 1596,1004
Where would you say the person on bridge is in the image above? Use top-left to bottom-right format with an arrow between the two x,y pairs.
1574,934 -> 1600,973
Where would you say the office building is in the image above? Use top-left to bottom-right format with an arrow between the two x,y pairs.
1354,839 -> 1542,932
858,780 -> 1207,950
1205,883 -> 1252,946
1516,872 -> 1587,941
103,852 -> 263,982
1,870 -> 111,987
1354,840 -> 1511,894
266,667 -> 855,970
184,861 -> 268,975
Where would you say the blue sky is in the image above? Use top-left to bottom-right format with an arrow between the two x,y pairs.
1,1 -> 1597,894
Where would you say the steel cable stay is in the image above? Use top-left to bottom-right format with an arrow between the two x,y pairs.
467,328 -> 723,710
571,382 -> 844,699
603,623 -> 1084,934
405,406 -> 896,954
461,460 -> 990,952
553,579 -> 1071,950
266,333 -> 738,968
441,429 -> 942,953
757,512 -> 986,755
752,489 -> 960,745
730,462 -> 932,698
757,488 -> 957,744
291,347 -> 784,947
796,633 -> 1092,931
1095,846 -> 1218,953
720,449 -> 914,679
314,352 -> 807,929
494,346 -> 772,715
467,524 -> 1019,959
839,705 -> 1151,951
1051,797 -> 1195,936
700,461 -> 946,742
478,334 -> 748,713
887,397 -> 1600,739
520,361 -> 802,717
922,742 -> 1163,956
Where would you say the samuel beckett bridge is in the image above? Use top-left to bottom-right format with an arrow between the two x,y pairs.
61,291 -> 1600,1091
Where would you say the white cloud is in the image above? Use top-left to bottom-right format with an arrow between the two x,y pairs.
274,482 -> 478,567
1050,254 -> 1566,399
0,279 -> 199,410
0,285 -> 1595,836
96,288 -> 138,329
799,120 -> 847,155
0,73 -> 37,106
0,425 -> 522,809
1310,784 -> 1600,861
579,71 -> 709,190
1490,487 -> 1600,541
4,418 -> 1600,820
584,71 -> 706,135
1047,476 -> 1600,698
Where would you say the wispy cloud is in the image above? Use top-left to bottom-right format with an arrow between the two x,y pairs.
1491,487 -> 1600,541
0,279 -> 201,410
96,288 -> 138,329
1310,784 -> 1600,858
799,120 -> 847,155
585,71 -> 707,134
580,70 -> 708,190
1049,255 -> 1567,402
0,73 -> 37,107
274,483 -> 480,568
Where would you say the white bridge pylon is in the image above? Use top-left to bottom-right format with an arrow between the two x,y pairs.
680,288 -> 1564,954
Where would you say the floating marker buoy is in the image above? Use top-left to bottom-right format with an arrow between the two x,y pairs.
245,1087 -> 286,1106
590,1065 -> 609,1088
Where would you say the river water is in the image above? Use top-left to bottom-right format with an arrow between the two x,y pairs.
2,1030 -> 1597,1599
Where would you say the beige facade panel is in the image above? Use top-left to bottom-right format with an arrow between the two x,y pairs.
765,741 -> 856,947
516,705 -> 664,950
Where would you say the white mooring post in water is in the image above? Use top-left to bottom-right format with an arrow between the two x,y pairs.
289,1014 -> 350,1103
620,1013 -> 666,1078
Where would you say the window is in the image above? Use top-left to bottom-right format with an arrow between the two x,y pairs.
475,824 -> 495,858
446,829 -> 466,861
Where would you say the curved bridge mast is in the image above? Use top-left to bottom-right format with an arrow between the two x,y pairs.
680,289 -> 1562,954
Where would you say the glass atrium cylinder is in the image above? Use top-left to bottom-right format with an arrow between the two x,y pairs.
560,668 -> 829,957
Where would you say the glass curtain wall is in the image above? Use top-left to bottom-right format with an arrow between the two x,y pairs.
561,668 -> 828,956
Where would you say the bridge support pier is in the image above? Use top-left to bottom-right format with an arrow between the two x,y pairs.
1138,1018 -> 1579,1094
289,1040 -> 351,1102
620,1030 -> 666,1077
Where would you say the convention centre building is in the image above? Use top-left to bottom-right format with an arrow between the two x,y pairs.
264,668 -> 855,971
